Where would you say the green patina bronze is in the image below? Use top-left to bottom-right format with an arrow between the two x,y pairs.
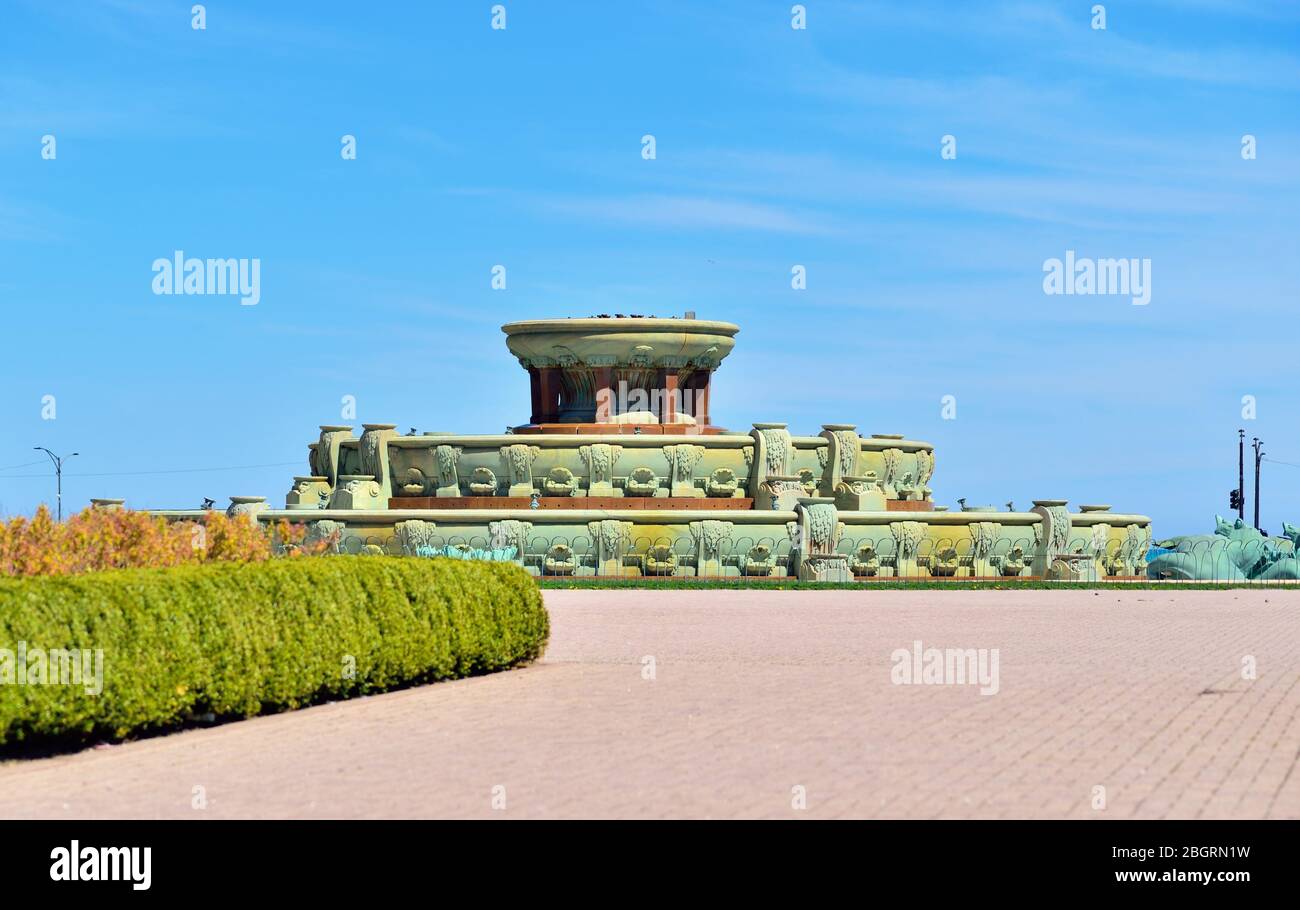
138,316 -> 1152,582
1147,516 -> 1300,581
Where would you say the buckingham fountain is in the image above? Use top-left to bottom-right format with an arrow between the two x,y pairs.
153,315 -> 1153,581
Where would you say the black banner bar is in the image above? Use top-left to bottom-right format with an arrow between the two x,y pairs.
0,819 -> 1287,896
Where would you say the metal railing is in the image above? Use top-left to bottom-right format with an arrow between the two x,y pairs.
317,532 -> 1221,583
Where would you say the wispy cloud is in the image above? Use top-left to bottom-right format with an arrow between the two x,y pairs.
541,193 -> 841,236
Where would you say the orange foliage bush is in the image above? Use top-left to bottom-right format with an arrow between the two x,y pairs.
0,506 -> 321,578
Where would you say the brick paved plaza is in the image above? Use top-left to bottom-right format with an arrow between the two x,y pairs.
0,589 -> 1296,819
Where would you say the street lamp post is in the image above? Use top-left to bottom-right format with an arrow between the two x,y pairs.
1252,437 -> 1264,531
1237,429 -> 1245,521
33,447 -> 78,522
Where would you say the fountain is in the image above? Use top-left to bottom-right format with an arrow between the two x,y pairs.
145,315 -> 1152,580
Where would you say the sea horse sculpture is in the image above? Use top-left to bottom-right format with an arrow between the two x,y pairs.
1146,516 -> 1300,581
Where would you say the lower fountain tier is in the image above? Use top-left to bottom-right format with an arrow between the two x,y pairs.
159,503 -> 1153,582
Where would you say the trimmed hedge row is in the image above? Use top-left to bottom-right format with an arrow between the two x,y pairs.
0,556 -> 548,746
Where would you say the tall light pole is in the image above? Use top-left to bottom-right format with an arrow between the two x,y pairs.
33,447 -> 78,522
1237,429 -> 1245,520
1252,437 -> 1264,531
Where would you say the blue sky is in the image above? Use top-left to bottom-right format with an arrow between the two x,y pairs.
1,0 -> 1296,533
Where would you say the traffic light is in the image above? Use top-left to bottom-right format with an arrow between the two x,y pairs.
1229,489 -> 1243,510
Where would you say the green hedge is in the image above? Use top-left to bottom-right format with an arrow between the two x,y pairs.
0,556 -> 548,747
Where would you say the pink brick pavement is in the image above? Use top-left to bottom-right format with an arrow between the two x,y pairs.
0,589 -> 1296,819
